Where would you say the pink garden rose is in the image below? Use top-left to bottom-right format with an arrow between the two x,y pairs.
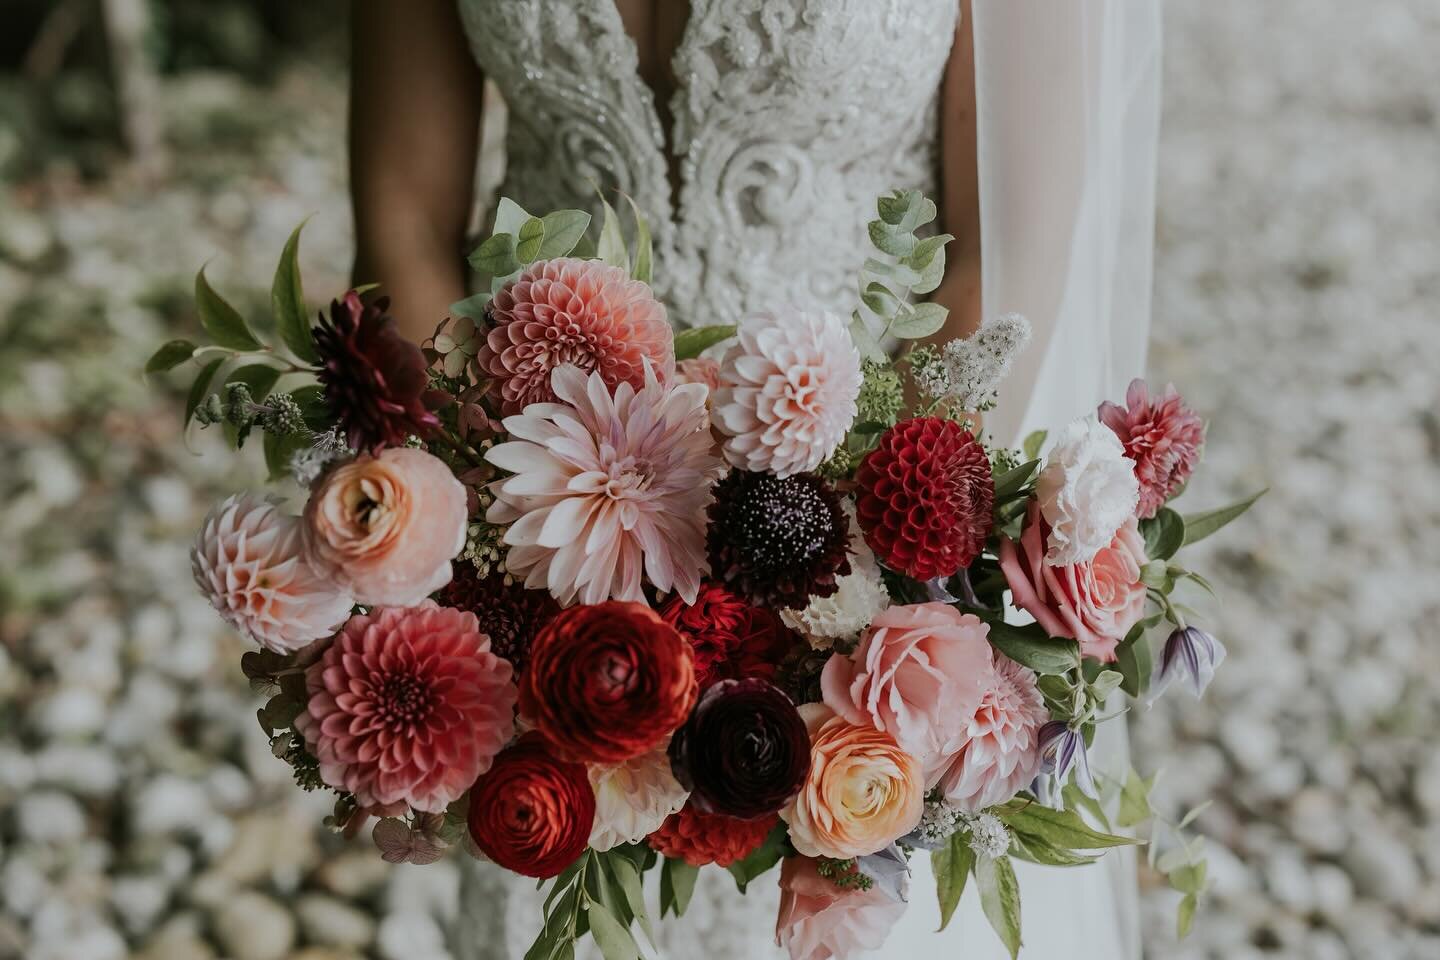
775,855 -> 906,960
303,447 -> 468,607
821,602 -> 996,780
1099,378 -> 1207,519
936,652 -> 1050,811
999,500 -> 1148,662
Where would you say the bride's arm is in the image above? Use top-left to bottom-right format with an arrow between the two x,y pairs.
350,0 -> 483,343
930,0 -> 983,343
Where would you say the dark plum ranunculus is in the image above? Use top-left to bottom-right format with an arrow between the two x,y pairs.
668,677 -> 810,820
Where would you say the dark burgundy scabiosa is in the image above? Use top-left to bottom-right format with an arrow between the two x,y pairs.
435,565 -> 559,674
706,471 -> 851,610
668,678 -> 810,820
658,582 -> 797,687
855,417 -> 994,581
1098,378 -> 1207,519
313,291 -> 447,453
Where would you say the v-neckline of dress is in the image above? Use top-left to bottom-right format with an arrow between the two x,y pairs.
596,0 -> 699,219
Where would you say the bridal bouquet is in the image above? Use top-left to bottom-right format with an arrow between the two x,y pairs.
150,191 -> 1259,959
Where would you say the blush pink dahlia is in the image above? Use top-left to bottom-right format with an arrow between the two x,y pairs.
1099,378 -> 1207,519
295,602 -> 516,813
191,494 -> 353,654
936,652 -> 1050,811
479,258 -> 675,416
713,311 -> 862,477
485,364 -> 725,605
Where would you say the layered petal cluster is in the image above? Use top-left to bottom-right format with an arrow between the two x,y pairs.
775,855 -> 907,960
1000,501 -> 1148,662
821,603 -> 995,780
479,258 -> 675,416
295,602 -> 516,813
936,652 -> 1049,811
191,494 -> 353,654
304,447 -> 468,607
855,417 -> 994,580
467,735 -> 595,879
713,311 -> 862,477
1034,417 -> 1140,566
486,364 -> 723,605
658,582 -> 795,687
1099,378 -> 1206,519
781,513 -> 890,650
587,741 -> 690,852
648,805 -> 778,867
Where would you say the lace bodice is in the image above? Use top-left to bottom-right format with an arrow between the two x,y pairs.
458,0 -> 958,329
450,2 -> 956,957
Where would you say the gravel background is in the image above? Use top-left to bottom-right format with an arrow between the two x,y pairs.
1,2 -> 1436,958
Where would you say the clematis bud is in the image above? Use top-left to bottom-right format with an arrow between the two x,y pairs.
1149,626 -> 1226,702
1030,721 -> 1097,807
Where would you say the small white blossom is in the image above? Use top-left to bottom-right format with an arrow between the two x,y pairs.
910,796 -> 967,849
288,428 -> 352,488
966,812 -> 1011,860
781,534 -> 889,649
913,313 -> 1033,409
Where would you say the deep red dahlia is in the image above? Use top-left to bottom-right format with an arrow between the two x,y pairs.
436,565 -> 559,674
658,582 -> 796,687
1098,378 -> 1206,519
706,471 -> 851,609
855,417 -> 994,581
648,804 -> 779,867
314,292 -> 447,453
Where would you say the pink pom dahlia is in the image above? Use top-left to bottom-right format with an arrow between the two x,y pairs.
713,311 -> 862,478
295,602 -> 516,813
1099,378 -> 1206,519
191,494 -> 353,654
485,364 -> 725,606
479,258 -> 675,416
936,652 -> 1049,812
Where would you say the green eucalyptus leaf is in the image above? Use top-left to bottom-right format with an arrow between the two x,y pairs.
538,209 -> 592,259
450,293 -> 491,322
907,233 -> 954,272
1168,860 -> 1208,896
595,197 -> 630,272
861,281 -> 901,318
977,855 -> 1022,960
1022,430 -> 1048,461
1116,767 -> 1155,828
493,197 -> 533,237
196,268 -> 263,351
933,832 -> 976,931
272,221 -> 319,363
184,357 -> 226,430
622,195 -> 652,284
673,324 -> 737,361
848,315 -> 887,361
913,243 -> 947,295
146,339 -> 197,376
1181,489 -> 1267,546
876,192 -> 911,226
889,301 -> 948,340
470,233 -> 521,278
516,217 -> 546,263
1141,507 -> 1186,561
862,257 -> 922,288
986,621 -> 1080,676
867,219 -> 914,257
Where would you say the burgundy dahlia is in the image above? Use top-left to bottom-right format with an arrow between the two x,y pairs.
1098,378 -> 1207,519
855,417 -> 994,581
658,582 -> 796,688
436,565 -> 559,673
314,291 -> 447,453
668,678 -> 810,820
706,471 -> 851,610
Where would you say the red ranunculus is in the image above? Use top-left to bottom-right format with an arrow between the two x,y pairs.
467,735 -> 595,879
659,582 -> 796,688
519,601 -> 697,763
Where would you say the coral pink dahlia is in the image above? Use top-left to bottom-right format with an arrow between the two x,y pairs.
1099,378 -> 1207,519
295,602 -> 516,813
713,311 -> 862,478
936,652 -> 1050,812
191,494 -> 353,654
485,364 -> 725,606
479,258 -> 675,416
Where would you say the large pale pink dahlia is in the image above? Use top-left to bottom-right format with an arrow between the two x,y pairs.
479,258 -> 675,416
713,311 -> 862,477
936,652 -> 1050,812
485,364 -> 725,606
191,494 -> 353,654
295,602 -> 516,813
1099,378 -> 1207,519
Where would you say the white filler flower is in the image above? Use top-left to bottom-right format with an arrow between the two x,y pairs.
1034,418 -> 1140,566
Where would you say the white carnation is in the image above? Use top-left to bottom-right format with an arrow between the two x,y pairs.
1034,418 -> 1139,566
781,521 -> 890,649
587,743 -> 689,852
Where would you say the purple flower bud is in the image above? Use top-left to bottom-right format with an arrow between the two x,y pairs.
1029,721 -> 1097,807
1148,627 -> 1226,703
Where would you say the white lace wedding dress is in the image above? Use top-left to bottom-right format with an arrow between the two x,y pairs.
450,1 -> 1161,957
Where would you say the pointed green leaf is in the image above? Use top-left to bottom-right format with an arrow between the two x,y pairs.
933,833 -> 976,931
196,268 -> 263,351
1168,859 -> 1208,896
662,858 -> 698,917
604,855 -> 652,941
673,324 -> 737,361
867,219 -> 914,257
1176,892 -> 1199,938
1022,430 -> 1048,461
861,281 -> 901,318
1181,489 -> 1266,546
272,221 -> 319,363
538,209 -> 592,259
622,195 -> 652,284
1002,803 -> 1135,850
493,197 -> 532,237
993,458 -> 1040,498
890,301 -> 948,340
848,315 -> 887,361
1115,626 -> 1153,698
184,357 -> 225,429
727,823 -> 787,893
146,339 -> 197,376
595,197 -> 630,272
977,855 -> 1022,960
470,232 -> 521,278
1141,507 -> 1186,561
1007,830 -> 1100,867
1116,767 -> 1155,828
585,900 -> 637,960
986,621 -> 1081,676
